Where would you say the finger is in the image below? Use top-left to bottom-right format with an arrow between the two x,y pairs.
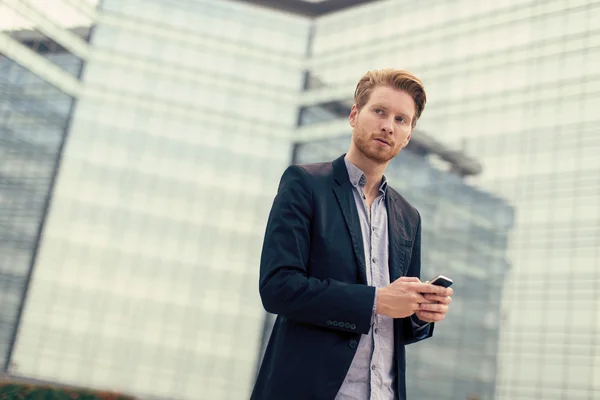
397,276 -> 420,283
412,293 -> 427,310
411,283 -> 449,295
424,294 -> 452,304
415,311 -> 431,323
419,296 -> 442,305
433,287 -> 453,297
422,294 -> 441,302
419,303 -> 448,313
417,311 -> 445,322
417,310 -> 446,320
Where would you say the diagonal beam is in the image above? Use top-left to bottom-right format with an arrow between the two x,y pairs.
3,0 -> 91,60
0,32 -> 81,97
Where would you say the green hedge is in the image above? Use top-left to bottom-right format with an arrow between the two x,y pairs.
0,381 -> 136,400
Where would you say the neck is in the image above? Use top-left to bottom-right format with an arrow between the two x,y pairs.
345,146 -> 389,196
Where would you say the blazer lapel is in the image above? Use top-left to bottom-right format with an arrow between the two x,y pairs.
332,156 -> 368,284
386,193 -> 407,281
333,184 -> 368,284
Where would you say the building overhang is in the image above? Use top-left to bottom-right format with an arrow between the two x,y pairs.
229,0 -> 381,17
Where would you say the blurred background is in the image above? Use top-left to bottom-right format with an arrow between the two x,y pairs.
0,0 -> 599,399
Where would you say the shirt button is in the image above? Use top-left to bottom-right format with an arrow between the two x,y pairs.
374,328 -> 379,334
372,227 -> 375,232
372,258 -> 376,263
371,364 -> 376,370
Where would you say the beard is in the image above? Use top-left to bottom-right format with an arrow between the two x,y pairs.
352,127 -> 401,164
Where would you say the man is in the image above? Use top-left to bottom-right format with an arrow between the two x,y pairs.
251,69 -> 453,400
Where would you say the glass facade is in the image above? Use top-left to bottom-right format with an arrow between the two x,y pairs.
0,49 -> 79,370
7,1 -> 309,399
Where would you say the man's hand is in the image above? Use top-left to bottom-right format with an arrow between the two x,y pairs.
414,277 -> 453,322
376,276 -> 452,319
416,293 -> 452,322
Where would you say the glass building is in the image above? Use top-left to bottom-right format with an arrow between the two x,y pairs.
1,0 -> 599,399
3,0 -> 308,399
0,26 -> 84,371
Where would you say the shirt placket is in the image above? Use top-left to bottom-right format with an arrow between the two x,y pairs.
357,182 -> 379,398
370,197 -> 383,399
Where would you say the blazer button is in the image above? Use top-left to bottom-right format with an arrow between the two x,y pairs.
350,324 -> 356,330
349,340 -> 358,349
326,320 -> 333,326
344,322 -> 351,329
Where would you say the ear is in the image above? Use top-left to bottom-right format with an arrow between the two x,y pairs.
349,104 -> 358,128
404,132 -> 412,146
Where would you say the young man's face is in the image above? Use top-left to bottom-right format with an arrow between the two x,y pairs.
349,85 -> 416,164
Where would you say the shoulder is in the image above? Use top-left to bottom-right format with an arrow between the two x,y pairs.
295,161 -> 333,179
279,161 -> 334,188
273,162 -> 334,205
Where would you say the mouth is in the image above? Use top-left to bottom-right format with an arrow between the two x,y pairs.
374,138 -> 391,147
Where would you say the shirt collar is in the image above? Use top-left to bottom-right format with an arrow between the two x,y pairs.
343,156 -> 388,198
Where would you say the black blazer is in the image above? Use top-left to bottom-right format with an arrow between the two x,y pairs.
251,154 -> 433,400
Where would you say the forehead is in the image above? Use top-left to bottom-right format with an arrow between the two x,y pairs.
366,85 -> 416,118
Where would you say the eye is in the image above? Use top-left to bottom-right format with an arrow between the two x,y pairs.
374,109 -> 384,115
395,116 -> 405,123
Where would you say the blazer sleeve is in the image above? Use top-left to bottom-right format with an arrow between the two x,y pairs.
401,212 -> 435,345
259,165 -> 376,335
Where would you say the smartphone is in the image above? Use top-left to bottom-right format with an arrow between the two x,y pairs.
429,274 -> 453,288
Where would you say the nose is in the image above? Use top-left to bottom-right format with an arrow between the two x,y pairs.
380,118 -> 393,134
